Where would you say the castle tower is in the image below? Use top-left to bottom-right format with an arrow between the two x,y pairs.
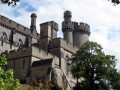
39,21 -> 58,51
73,22 -> 90,48
30,13 -> 37,32
62,11 -> 74,44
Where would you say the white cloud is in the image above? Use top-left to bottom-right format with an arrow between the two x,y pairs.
0,0 -> 120,69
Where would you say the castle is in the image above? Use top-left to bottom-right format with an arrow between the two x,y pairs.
0,11 -> 90,90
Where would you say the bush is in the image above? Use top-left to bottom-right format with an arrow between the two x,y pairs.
0,54 -> 20,90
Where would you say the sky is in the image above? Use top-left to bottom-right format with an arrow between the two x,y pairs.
0,0 -> 120,69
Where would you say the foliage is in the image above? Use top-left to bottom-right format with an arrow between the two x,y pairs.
0,0 -> 120,7
0,54 -> 20,90
28,79 -> 55,90
0,0 -> 19,7
109,0 -> 120,5
68,41 -> 120,90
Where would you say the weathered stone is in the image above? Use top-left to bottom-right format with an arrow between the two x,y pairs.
0,11 -> 90,90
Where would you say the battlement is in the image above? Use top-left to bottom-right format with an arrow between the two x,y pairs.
73,22 -> 90,35
3,46 -> 59,66
32,46 -> 57,59
49,38 -> 78,53
78,22 -> 90,31
40,21 -> 58,31
0,14 -> 39,39
50,21 -> 58,31
4,47 -> 32,59
32,46 -> 59,66
62,21 -> 74,31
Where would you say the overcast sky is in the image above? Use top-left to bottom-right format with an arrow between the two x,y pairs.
0,0 -> 120,69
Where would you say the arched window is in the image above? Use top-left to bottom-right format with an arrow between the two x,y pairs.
16,38 -> 23,47
0,32 -> 8,42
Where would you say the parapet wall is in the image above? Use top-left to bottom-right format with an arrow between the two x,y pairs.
40,21 -> 58,31
3,45 -> 59,66
0,15 -> 40,39
4,47 -> 32,60
50,21 -> 58,31
32,46 -> 59,66
73,22 -> 90,35
49,38 -> 79,53
78,22 -> 90,31
62,21 -> 74,31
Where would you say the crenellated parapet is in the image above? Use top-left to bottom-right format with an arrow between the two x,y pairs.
0,15 -> 40,40
49,38 -> 78,53
40,21 -> 58,31
50,21 -> 58,31
73,22 -> 90,48
62,21 -> 74,31
3,46 -> 32,60
74,22 -> 90,35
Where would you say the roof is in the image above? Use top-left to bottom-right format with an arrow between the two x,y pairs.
32,58 -> 53,67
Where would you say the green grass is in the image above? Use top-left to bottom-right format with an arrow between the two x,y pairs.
18,84 -> 30,90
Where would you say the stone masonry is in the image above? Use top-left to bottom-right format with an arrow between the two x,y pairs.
0,10 -> 90,90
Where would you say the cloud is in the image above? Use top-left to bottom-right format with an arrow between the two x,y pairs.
0,0 -> 120,69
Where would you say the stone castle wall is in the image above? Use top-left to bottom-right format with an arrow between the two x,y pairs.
0,15 -> 40,39
49,38 -> 79,53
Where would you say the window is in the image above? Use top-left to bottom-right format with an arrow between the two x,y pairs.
66,55 -> 69,76
0,32 -> 8,42
16,38 -> 23,47
23,59 -> 25,69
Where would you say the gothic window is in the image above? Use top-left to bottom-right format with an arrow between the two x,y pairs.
0,32 -> 8,42
16,38 -> 23,47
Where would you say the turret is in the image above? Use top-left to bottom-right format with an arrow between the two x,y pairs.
62,11 -> 74,44
30,13 -> 37,32
73,22 -> 90,48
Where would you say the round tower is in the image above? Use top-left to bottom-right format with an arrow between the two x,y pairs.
73,22 -> 90,48
30,13 -> 37,31
62,11 -> 74,44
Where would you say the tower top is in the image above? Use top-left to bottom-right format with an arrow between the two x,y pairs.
64,10 -> 72,18
31,13 -> 37,18
64,10 -> 72,21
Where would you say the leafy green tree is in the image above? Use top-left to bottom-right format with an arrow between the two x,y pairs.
68,41 -> 120,90
109,0 -> 120,5
0,0 -> 120,7
0,54 -> 20,90
0,0 -> 19,7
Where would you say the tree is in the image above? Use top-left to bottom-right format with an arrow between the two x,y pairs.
68,41 -> 120,90
0,0 -> 20,7
109,0 -> 120,5
0,0 -> 120,7
0,54 -> 19,90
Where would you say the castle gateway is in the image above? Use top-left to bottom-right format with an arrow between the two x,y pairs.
0,11 -> 90,90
